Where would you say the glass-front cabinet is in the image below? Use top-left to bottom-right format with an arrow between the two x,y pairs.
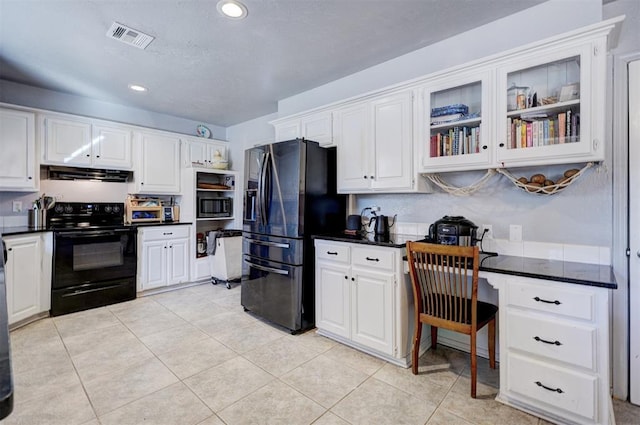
495,41 -> 604,166
418,69 -> 492,172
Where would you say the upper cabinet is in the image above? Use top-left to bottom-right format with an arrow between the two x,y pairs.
134,130 -> 181,194
335,90 -> 424,193
417,69 -> 493,172
0,108 -> 37,191
183,136 -> 229,168
273,110 -> 334,147
41,114 -> 133,170
495,40 -> 603,167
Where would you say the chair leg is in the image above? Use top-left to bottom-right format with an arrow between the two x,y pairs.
470,330 -> 477,398
488,318 -> 496,370
431,326 -> 438,349
412,321 -> 422,375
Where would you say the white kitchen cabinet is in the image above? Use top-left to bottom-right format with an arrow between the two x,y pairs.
315,239 -> 416,365
485,273 -> 611,425
418,69 -> 493,172
0,108 -> 37,191
334,90 -> 420,193
273,110 -> 333,147
137,225 -> 191,291
42,115 -> 133,169
3,232 -> 52,326
495,38 -> 605,167
183,136 -> 229,168
135,130 -> 181,194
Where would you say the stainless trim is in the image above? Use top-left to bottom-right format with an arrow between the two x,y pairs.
244,259 -> 289,275
247,238 -> 290,249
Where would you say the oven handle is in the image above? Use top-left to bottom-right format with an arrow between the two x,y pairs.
244,259 -> 289,275
61,283 -> 124,296
56,229 -> 131,238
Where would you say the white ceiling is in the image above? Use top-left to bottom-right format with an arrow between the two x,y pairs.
0,0 -> 547,127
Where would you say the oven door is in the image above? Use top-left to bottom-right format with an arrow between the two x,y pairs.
53,228 -> 137,289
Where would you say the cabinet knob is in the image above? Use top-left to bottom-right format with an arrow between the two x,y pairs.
7,248 -> 12,251
141,182 -> 144,185
86,154 -> 90,157
370,175 -> 374,179
344,275 -> 348,280
499,143 -> 505,148
363,176 -> 368,179
482,145 -> 488,150
351,277 -> 355,281
96,155 -> 100,158
28,176 -> 32,180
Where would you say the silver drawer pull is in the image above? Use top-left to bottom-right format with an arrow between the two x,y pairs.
366,257 -> 379,262
248,239 -> 290,249
534,336 -> 562,346
326,251 -> 338,255
535,381 -> 564,394
533,296 -> 561,305
244,260 -> 289,275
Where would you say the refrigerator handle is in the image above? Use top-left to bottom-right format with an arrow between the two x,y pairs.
244,259 -> 289,275
257,151 -> 268,226
263,151 -> 272,224
246,238 -> 290,249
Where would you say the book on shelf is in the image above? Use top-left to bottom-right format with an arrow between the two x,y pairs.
431,113 -> 465,125
431,104 -> 468,117
558,112 -> 566,144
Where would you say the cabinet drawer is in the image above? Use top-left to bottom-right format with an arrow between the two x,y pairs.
352,246 -> 395,271
315,242 -> 350,264
506,310 -> 596,370
506,281 -> 594,321
141,225 -> 190,241
507,353 -> 597,421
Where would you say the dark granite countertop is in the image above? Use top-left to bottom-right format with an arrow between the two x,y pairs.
0,234 -> 14,419
0,222 -> 192,237
313,233 -> 617,290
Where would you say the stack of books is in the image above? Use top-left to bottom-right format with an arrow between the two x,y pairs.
430,104 -> 469,125
507,110 -> 580,148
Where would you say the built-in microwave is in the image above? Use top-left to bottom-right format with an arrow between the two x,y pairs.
198,196 -> 232,218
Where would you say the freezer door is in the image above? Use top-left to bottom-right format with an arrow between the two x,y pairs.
241,255 -> 302,332
242,233 -> 303,265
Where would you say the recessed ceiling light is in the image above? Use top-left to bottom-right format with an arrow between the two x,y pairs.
128,84 -> 147,92
217,0 -> 248,19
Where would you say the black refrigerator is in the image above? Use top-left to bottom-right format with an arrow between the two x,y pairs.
242,139 -> 346,333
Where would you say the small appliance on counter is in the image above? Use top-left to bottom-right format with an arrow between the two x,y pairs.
369,214 -> 396,236
428,216 -> 478,246
345,215 -> 362,234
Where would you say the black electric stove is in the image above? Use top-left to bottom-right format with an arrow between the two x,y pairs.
48,202 -> 137,316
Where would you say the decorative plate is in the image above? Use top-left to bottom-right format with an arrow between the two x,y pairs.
196,124 -> 211,138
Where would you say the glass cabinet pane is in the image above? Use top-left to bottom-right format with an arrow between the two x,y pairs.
505,55 -> 581,150
429,81 -> 482,158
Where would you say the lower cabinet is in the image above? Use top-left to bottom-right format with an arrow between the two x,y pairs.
137,226 -> 190,291
3,233 -> 52,326
314,239 -> 416,366
485,273 -> 611,425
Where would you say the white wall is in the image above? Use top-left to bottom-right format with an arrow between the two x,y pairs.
0,80 -> 226,139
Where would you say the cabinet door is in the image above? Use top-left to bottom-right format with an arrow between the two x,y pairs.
370,91 -> 414,190
419,70 -> 492,172
301,112 -> 333,147
140,240 -> 167,290
274,120 -> 300,142
351,268 -> 394,354
92,124 -> 133,169
168,238 -> 190,285
187,140 -> 208,166
4,235 -> 41,324
137,132 -> 181,194
315,261 -> 351,338
0,109 -> 37,190
496,42 -> 598,166
44,116 -> 92,166
334,103 -> 371,192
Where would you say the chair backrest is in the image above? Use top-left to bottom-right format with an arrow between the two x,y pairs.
406,242 -> 480,326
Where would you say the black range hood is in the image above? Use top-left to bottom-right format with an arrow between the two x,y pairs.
47,166 -> 132,182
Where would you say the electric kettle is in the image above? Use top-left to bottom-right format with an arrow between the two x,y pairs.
369,214 -> 396,235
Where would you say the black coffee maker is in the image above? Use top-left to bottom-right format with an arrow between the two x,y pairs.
428,216 -> 478,246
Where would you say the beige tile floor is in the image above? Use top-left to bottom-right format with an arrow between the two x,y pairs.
3,282 -> 640,425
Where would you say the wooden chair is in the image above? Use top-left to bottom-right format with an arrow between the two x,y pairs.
406,241 -> 497,398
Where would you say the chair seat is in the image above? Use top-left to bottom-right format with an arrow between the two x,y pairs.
420,294 -> 498,326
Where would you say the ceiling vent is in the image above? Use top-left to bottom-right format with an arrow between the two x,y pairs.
106,22 -> 154,49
